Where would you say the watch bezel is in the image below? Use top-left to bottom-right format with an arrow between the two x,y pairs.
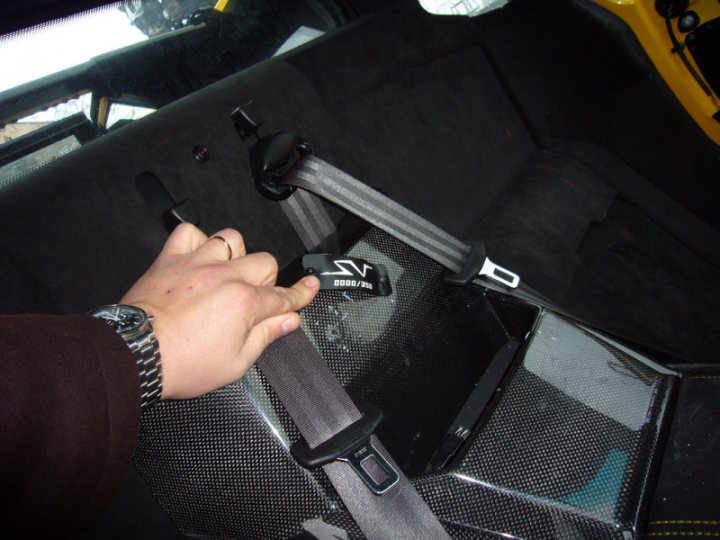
88,304 -> 151,338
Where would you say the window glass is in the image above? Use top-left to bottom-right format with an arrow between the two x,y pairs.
419,0 -> 508,17
0,94 -> 94,188
0,6 -> 146,94
0,136 -> 81,189
17,94 -> 93,127
107,104 -> 156,129
274,26 -> 325,57
0,0 -> 351,182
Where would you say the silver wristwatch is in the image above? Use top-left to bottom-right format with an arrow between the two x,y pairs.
88,304 -> 163,408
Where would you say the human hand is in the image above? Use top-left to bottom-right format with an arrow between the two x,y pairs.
120,223 -> 320,400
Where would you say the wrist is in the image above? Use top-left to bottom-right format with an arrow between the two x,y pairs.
88,304 -> 163,408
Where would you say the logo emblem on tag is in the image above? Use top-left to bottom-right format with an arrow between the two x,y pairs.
303,254 -> 392,296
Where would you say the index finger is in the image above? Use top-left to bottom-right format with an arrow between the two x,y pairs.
249,276 -> 320,325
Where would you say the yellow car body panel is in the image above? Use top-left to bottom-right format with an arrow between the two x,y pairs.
596,0 -> 720,145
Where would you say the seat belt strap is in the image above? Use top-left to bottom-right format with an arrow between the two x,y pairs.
282,154 -> 520,289
243,130 -> 336,252
236,110 -> 517,287
279,188 -> 335,252
258,331 -> 451,540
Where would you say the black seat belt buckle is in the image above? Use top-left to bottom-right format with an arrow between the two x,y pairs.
290,403 -> 400,495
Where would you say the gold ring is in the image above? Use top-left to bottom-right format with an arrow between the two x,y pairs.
210,235 -> 232,260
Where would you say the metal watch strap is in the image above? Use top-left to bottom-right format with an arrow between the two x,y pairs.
127,327 -> 163,408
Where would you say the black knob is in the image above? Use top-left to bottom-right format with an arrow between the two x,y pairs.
677,10 -> 700,32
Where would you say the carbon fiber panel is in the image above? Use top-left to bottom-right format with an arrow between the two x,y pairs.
135,229 -> 531,538
299,228 -> 532,474
134,230 -> 671,539
415,313 -> 673,539
134,371 -> 341,539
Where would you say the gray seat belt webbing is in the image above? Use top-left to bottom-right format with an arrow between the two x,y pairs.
278,156 -> 629,340
283,155 -> 520,288
258,331 -> 451,540
279,188 -> 336,251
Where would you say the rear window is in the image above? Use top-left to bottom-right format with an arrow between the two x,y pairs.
0,0 -> 352,188
419,0 -> 507,16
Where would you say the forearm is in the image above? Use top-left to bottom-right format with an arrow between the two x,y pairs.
0,314 -> 141,536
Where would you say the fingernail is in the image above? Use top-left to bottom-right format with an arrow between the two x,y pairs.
301,275 -> 320,288
281,316 -> 298,335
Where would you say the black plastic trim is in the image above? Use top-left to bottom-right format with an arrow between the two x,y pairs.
0,112 -> 98,167
290,402 -> 383,469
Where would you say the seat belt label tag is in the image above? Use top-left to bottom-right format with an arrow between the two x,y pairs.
303,254 -> 393,296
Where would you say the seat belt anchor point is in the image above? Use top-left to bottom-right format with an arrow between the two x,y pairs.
230,101 -> 264,140
248,132 -> 313,201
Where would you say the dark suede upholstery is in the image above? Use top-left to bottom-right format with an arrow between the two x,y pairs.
323,46 -> 536,237
0,61 -> 328,313
566,201 -> 720,361
286,1 -> 479,108
1,0 -> 718,358
472,151 -> 616,301
474,0 -> 720,231
648,375 -> 720,533
557,142 -> 720,269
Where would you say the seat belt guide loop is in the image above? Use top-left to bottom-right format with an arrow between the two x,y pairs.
248,132 -> 313,201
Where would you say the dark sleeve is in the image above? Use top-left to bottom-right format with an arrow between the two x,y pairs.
0,314 -> 142,537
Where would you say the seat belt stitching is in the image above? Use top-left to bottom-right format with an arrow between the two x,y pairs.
281,198 -> 323,250
296,157 -> 463,251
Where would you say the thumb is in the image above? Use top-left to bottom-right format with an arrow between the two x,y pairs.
235,312 -> 301,373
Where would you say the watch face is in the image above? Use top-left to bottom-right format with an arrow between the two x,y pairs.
89,304 -> 146,334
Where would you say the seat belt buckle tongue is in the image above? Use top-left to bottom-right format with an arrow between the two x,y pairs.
478,257 -> 520,288
444,242 -> 521,288
290,403 -> 400,495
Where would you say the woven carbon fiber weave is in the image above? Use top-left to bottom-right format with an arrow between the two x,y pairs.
134,229 -> 672,539
134,228 -> 524,538
415,313 -> 673,539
